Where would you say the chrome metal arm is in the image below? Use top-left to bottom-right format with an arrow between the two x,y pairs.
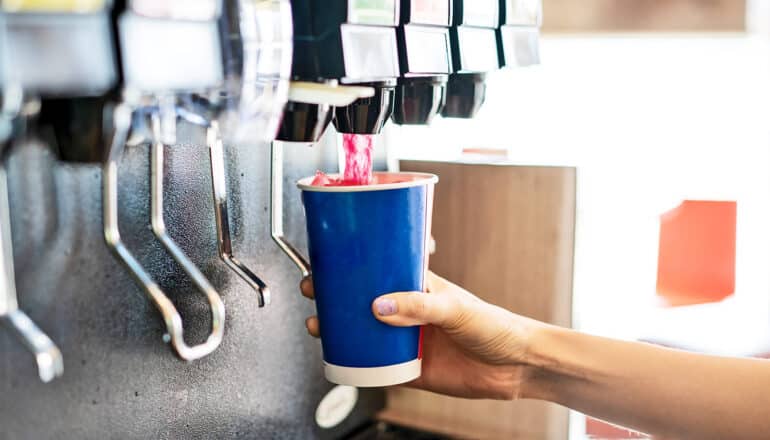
103,104 -> 224,361
135,107 -> 271,308
270,141 -> 311,278
0,165 -> 63,382
207,123 -> 270,307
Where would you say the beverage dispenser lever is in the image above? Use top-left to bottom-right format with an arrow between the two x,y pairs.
148,112 -> 228,330
150,109 -> 272,308
270,141 -> 311,278
104,105 -> 225,361
207,123 -> 270,307
0,165 -> 64,382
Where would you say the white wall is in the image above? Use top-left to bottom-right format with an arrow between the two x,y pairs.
393,33 -> 770,335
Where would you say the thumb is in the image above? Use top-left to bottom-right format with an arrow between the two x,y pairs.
372,292 -> 460,328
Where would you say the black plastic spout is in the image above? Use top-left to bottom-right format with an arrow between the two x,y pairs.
441,73 -> 487,119
392,76 -> 447,126
332,82 -> 396,135
276,100 -> 334,143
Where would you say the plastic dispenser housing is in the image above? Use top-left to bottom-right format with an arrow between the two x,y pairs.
217,0 -> 293,144
0,1 -> 117,162
496,0 -> 542,68
392,0 -> 453,126
277,0 -> 402,140
442,0 -> 501,119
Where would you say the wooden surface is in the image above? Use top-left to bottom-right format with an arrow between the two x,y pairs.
380,161 -> 577,440
543,0 -> 746,32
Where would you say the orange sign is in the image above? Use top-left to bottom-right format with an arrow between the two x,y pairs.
657,200 -> 737,306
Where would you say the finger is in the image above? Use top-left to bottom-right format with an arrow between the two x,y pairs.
372,291 -> 462,328
300,277 -> 315,300
305,316 -> 321,338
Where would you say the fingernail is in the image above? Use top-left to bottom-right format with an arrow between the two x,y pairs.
375,298 -> 398,316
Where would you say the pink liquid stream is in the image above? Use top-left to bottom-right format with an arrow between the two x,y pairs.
311,134 -> 375,187
311,134 -> 417,187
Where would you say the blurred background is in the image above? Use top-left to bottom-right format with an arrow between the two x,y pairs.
390,1 -> 770,438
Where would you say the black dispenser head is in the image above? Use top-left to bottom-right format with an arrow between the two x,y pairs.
276,100 -> 334,143
333,82 -> 396,135
392,0 -> 453,126
281,0 -> 401,138
441,0 -> 501,119
288,0 -> 401,84
392,76 -> 447,125
441,72 -> 486,119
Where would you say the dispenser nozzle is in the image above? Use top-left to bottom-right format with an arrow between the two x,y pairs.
392,77 -> 448,126
332,82 -> 396,135
441,73 -> 488,119
276,82 -> 376,143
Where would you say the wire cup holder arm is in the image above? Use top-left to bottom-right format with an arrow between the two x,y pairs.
207,122 -> 270,307
167,109 -> 271,307
0,87 -> 64,383
0,164 -> 64,383
270,141 -> 311,278
103,104 -> 225,362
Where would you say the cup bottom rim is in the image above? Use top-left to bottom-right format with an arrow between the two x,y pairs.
323,359 -> 422,388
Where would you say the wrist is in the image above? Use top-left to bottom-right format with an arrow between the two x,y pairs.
518,323 -> 574,402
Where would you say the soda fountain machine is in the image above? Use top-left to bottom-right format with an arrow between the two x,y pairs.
0,0 -> 541,438
272,0 -> 511,271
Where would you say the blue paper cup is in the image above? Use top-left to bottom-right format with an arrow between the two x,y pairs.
297,172 -> 438,387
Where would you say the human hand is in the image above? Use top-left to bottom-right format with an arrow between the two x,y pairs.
301,272 -> 544,400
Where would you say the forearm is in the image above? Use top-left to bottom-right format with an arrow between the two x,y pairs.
521,325 -> 770,439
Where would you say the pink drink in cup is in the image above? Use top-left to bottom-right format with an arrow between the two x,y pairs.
311,134 -> 413,187
311,134 -> 412,187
